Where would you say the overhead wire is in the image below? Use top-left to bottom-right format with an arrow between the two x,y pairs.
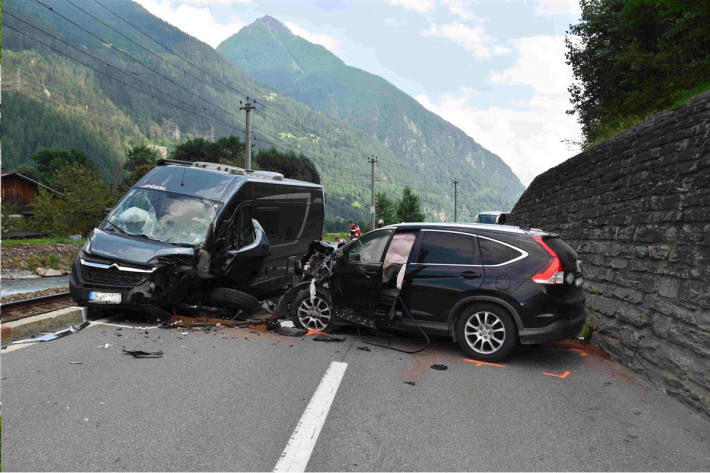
3,15 -> 246,136
31,0 -> 245,127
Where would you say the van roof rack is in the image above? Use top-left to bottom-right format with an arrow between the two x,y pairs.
248,170 -> 284,181
191,162 -> 246,175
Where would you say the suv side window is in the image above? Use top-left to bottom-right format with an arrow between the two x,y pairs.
347,229 -> 394,263
417,231 -> 481,265
478,236 -> 524,266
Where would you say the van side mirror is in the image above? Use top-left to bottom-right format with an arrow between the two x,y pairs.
102,208 -> 112,220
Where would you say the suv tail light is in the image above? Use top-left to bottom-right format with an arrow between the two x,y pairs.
531,235 -> 564,284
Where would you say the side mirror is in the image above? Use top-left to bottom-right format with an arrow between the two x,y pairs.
102,208 -> 112,220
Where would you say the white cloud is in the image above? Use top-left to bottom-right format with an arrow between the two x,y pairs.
535,0 -> 581,15
179,0 -> 251,4
422,22 -> 502,59
442,0 -> 476,20
384,17 -> 408,27
415,35 -> 581,185
284,21 -> 342,54
134,0 -> 244,47
387,0 -> 436,13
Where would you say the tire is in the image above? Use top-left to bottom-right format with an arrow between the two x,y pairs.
210,287 -> 260,311
291,288 -> 334,332
455,303 -> 517,362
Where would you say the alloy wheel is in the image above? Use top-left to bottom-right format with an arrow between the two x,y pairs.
296,295 -> 332,331
463,311 -> 506,355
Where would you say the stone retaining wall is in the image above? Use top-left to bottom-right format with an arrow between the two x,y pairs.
509,91 -> 710,416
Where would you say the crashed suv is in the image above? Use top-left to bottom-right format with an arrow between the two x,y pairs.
70,160 -> 324,316
279,223 -> 586,361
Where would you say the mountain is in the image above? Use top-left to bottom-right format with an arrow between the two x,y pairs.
218,16 -> 526,219
2,0 -> 522,229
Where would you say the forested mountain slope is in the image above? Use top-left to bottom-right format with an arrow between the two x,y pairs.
3,0 -> 522,225
218,16 -> 526,218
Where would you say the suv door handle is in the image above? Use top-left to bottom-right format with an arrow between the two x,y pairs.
460,270 -> 481,279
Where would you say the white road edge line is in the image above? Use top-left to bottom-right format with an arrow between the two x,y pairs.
89,318 -> 160,330
273,361 -> 348,472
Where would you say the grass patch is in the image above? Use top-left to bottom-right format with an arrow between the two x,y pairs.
25,254 -> 63,271
323,232 -> 349,241
670,81 -> 710,109
1,237 -> 83,246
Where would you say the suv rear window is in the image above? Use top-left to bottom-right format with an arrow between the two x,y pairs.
478,237 -> 523,266
417,231 -> 479,265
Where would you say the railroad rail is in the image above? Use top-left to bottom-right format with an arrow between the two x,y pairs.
1,292 -> 74,322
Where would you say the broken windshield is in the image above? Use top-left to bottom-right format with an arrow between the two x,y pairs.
104,187 -> 222,246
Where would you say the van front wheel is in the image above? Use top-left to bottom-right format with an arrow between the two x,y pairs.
210,288 -> 260,311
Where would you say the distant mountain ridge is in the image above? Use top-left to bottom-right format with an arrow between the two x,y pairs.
218,15 -> 525,219
3,0 -> 522,228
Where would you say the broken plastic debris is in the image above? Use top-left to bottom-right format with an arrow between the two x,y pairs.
275,326 -> 308,337
313,334 -> 345,342
403,381 -> 416,386
122,349 -> 164,358
69,361 -> 84,365
357,346 -> 371,352
181,331 -> 189,335
97,343 -> 111,349
430,364 -> 448,371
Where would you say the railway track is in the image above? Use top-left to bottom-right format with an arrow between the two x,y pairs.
1,292 -> 74,322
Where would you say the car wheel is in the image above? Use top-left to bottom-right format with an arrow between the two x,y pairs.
291,288 -> 334,332
456,303 -> 517,362
210,287 -> 260,311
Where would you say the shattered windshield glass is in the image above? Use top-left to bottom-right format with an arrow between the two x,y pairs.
105,187 -> 222,246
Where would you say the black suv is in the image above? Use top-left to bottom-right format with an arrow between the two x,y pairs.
287,223 -> 585,361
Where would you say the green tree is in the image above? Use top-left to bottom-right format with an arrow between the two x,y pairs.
566,0 -> 710,144
31,148 -> 97,183
15,166 -> 42,183
172,138 -> 222,162
255,147 -> 321,183
396,186 -> 425,222
217,135 -> 245,166
124,145 -> 159,172
31,164 -> 117,236
376,191 -> 397,225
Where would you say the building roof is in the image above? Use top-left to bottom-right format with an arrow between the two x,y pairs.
1,172 -> 64,196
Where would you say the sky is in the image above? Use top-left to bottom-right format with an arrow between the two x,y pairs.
133,0 -> 583,186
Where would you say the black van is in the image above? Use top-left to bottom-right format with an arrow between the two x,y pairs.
70,160 -> 324,315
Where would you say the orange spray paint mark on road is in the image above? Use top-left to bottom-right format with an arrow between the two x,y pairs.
543,370 -> 571,378
464,359 -> 506,368
306,330 -> 326,336
568,348 -> 588,357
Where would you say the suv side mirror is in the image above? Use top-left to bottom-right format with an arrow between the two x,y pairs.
102,208 -> 112,220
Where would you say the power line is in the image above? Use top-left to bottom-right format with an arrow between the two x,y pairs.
90,0 -> 251,100
3,16 -> 245,135
31,0 -> 245,126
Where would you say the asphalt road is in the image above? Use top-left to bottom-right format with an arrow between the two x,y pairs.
2,316 -> 709,471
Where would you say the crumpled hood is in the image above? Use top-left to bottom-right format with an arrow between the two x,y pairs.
87,229 -> 194,265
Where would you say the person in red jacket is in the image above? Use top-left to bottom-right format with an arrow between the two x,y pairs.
349,221 -> 361,239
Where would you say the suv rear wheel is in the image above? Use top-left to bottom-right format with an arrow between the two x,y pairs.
456,303 -> 517,362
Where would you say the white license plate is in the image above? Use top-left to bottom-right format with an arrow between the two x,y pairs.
89,291 -> 121,304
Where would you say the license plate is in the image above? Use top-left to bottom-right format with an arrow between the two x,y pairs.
89,291 -> 121,304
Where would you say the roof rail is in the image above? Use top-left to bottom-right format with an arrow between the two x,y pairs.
191,162 -> 246,175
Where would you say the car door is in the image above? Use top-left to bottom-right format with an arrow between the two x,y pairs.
330,229 -> 395,318
402,229 -> 484,321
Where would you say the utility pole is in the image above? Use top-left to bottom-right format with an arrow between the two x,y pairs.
452,178 -> 458,222
368,156 -> 378,230
240,97 -> 256,169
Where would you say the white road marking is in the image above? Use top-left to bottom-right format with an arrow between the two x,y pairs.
273,361 -> 348,472
89,318 -> 159,330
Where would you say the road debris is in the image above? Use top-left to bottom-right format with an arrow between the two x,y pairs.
97,343 -> 111,349
69,361 -> 84,365
122,349 -> 164,358
274,326 -> 308,337
357,346 -> 371,352
430,364 -> 448,371
403,381 -> 416,386
313,334 -> 345,342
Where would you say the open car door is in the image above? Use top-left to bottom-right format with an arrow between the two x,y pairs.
330,229 -> 394,327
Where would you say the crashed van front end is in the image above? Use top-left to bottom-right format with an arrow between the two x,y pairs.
70,228 -> 202,311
